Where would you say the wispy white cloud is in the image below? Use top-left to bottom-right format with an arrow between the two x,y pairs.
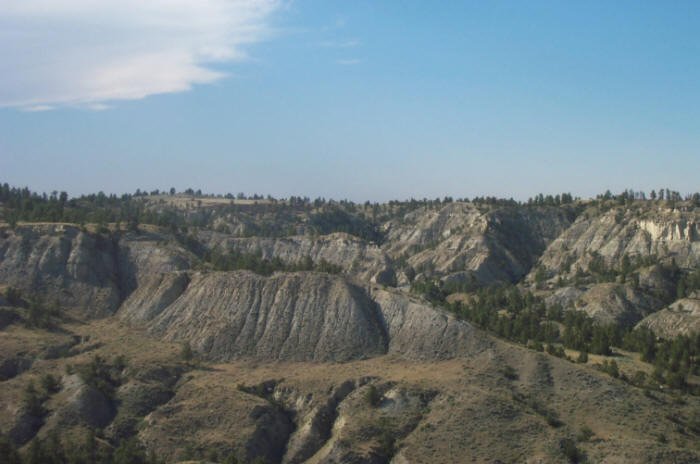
0,0 -> 280,110
21,105 -> 54,112
336,58 -> 362,66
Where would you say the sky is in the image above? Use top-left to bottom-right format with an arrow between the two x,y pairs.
1,0 -> 699,202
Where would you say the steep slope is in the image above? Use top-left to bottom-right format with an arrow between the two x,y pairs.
119,271 -> 486,362
198,231 -> 394,283
545,283 -> 663,326
115,230 -> 192,297
371,287 -> 486,359
382,203 -> 573,285
637,296 -> 700,337
0,225 -> 120,317
121,271 -> 388,362
0,225 -> 193,317
525,205 -> 700,325
4,196 -> 700,463
533,206 -> 700,280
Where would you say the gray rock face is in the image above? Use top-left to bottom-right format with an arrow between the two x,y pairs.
105,380 -> 177,441
382,202 -> 485,257
544,286 -> 585,311
372,287 -> 487,359
382,203 -> 572,285
119,272 -> 190,323
533,207 -> 700,280
120,271 -> 485,362
0,226 -> 192,317
122,271 -> 389,362
371,268 -> 397,287
637,298 -> 700,337
199,231 -> 394,283
304,382 -> 434,464
637,264 -> 677,301
116,231 -> 192,297
281,380 -> 359,464
0,225 -> 120,316
48,374 -> 115,429
545,283 -> 663,326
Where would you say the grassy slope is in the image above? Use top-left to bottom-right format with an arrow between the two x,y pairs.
2,312 -> 699,463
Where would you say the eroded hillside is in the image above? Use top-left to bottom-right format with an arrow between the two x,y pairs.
1,187 -> 700,463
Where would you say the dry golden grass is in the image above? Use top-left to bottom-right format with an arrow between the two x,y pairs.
2,314 -> 700,463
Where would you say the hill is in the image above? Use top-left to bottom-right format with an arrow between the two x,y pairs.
1,185 -> 700,463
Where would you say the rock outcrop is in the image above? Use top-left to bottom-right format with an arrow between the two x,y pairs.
45,374 -> 116,430
280,380 -> 360,464
532,208 -> 700,280
545,283 -> 663,326
139,375 -> 295,464
120,271 -> 485,362
116,231 -> 192,297
121,271 -> 389,362
198,231 -> 394,283
0,226 -> 192,317
119,271 -> 191,324
105,367 -> 181,442
372,287 -> 487,358
0,225 -> 120,316
637,297 -> 700,337
382,203 -> 573,285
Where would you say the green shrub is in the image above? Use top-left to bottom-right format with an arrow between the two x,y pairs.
560,438 -> 586,463
365,384 -> 381,407
4,287 -> 22,306
40,373 -> 61,395
77,355 -> 122,398
180,342 -> 194,362
577,425 -> 594,442
22,381 -> 46,417
502,365 -> 519,380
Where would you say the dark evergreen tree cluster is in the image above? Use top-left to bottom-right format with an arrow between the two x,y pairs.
73,355 -> 126,399
527,192 -> 575,206
560,310 -> 620,356
0,184 -> 143,229
675,268 -> 700,299
624,328 -> 700,393
593,187 -> 699,205
1,288 -> 63,331
0,431 -> 159,464
582,252 -> 659,285
0,429 -> 265,464
3,182 -> 698,247
411,279 -> 699,393
412,282 -> 615,354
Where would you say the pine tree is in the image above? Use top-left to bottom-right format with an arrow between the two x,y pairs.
180,342 -> 194,363
113,438 -> 148,464
22,381 -> 45,417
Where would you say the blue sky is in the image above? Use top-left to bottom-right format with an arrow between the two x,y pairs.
1,1 -> 698,201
